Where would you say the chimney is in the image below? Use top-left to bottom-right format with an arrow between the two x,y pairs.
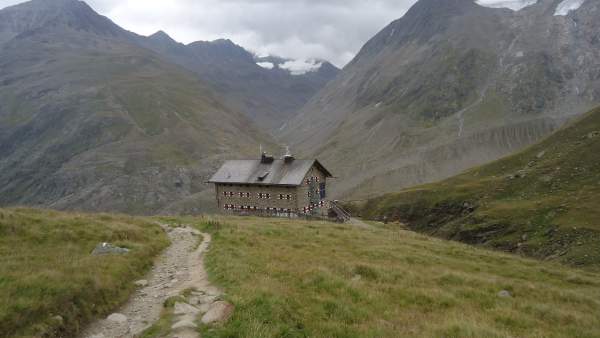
261,152 -> 274,164
283,146 -> 295,164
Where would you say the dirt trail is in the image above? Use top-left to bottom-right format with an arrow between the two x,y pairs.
80,225 -> 222,338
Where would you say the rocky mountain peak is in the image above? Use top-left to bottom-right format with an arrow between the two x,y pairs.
316,61 -> 340,77
146,30 -> 182,52
149,30 -> 175,42
352,0 -> 485,63
0,0 -> 124,44
187,39 -> 255,64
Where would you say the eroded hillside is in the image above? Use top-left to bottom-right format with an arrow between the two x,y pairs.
360,106 -> 600,268
281,0 -> 600,200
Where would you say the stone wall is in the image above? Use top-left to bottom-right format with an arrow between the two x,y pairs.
214,164 -> 329,215
216,184 -> 298,212
297,165 -> 328,214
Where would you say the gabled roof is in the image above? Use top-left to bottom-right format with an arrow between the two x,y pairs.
208,159 -> 332,186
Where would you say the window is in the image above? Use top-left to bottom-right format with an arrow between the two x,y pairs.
319,183 -> 326,199
223,204 -> 235,210
279,194 -> 292,200
258,193 -> 271,199
302,206 -> 314,213
239,192 -> 250,198
223,191 -> 234,197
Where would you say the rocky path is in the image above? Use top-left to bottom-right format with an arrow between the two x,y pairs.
81,224 -> 232,338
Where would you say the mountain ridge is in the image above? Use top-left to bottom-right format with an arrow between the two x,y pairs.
281,0 -> 600,200
134,29 -> 340,131
0,0 -> 277,214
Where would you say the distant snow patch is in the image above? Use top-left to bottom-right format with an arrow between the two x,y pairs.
554,0 -> 587,15
256,62 -> 275,69
280,59 -> 322,75
475,0 -> 537,11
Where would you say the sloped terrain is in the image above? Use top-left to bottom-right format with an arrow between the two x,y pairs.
0,208 -> 168,338
181,216 -> 600,337
0,0 -> 275,214
281,0 -> 600,200
360,106 -> 600,268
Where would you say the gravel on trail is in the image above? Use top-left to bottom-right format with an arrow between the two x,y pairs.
80,224 -> 225,338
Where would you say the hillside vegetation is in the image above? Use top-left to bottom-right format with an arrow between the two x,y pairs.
282,0 -> 600,200
0,0 -> 276,215
0,208 -> 168,337
168,216 -> 600,338
359,106 -> 600,269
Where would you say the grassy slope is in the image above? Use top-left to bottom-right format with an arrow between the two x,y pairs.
0,208 -> 168,338
177,216 -> 600,338
359,107 -> 600,269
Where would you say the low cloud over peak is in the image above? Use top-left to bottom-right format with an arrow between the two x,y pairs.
0,0 -> 416,68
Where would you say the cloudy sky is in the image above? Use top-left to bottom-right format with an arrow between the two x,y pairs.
0,0 -> 422,67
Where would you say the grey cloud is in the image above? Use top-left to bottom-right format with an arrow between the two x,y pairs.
0,0 -> 418,67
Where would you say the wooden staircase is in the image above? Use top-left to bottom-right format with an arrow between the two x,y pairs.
329,201 -> 352,223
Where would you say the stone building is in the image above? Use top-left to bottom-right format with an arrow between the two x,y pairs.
208,153 -> 333,216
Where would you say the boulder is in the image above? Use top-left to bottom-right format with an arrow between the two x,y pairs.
199,295 -> 219,305
51,315 -> 63,324
497,290 -> 512,298
172,319 -> 197,330
106,313 -> 128,323
198,303 -> 211,314
201,301 -> 234,325
134,280 -> 148,287
92,243 -> 130,256
174,302 -> 200,316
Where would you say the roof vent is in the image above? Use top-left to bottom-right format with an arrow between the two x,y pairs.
261,152 -> 274,164
284,154 -> 295,163
283,146 -> 295,164
258,171 -> 270,181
